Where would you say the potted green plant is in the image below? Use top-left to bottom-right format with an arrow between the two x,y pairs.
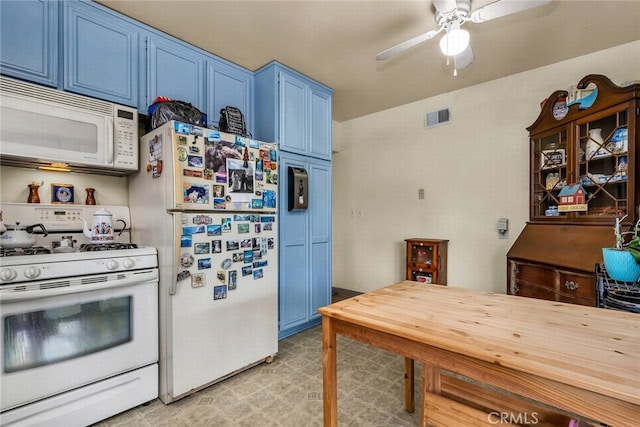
602,214 -> 640,282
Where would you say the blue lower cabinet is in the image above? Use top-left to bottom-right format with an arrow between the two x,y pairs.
278,152 -> 332,339
0,0 -> 58,87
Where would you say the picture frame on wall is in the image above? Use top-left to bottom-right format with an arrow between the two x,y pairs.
51,183 -> 74,204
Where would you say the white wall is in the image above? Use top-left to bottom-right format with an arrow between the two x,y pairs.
332,41 -> 640,294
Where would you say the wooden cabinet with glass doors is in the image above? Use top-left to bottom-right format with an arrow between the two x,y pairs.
508,75 -> 639,306
528,74 -> 638,224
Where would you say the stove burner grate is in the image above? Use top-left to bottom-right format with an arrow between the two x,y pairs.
0,247 -> 52,257
79,243 -> 139,252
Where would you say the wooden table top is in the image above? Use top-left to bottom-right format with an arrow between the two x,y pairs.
318,281 -> 640,407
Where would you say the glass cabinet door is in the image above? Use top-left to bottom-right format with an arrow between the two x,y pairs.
576,108 -> 629,219
531,105 -> 631,222
532,129 -> 568,218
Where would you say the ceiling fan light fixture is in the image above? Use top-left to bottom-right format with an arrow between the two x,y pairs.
439,27 -> 469,57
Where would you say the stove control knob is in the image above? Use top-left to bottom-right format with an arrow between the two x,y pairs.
24,266 -> 41,279
0,268 -> 18,282
123,258 -> 135,269
106,260 -> 119,270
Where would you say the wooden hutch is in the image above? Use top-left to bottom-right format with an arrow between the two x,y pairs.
507,75 -> 639,306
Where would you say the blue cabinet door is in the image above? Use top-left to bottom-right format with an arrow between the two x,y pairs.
255,62 -> 333,160
279,72 -> 307,155
145,35 -> 205,113
308,84 -> 332,159
0,0 -> 58,87
308,160 -> 332,321
63,1 -> 138,107
206,60 -> 253,134
278,152 -> 332,338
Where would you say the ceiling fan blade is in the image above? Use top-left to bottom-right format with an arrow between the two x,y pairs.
470,0 -> 551,23
453,45 -> 474,70
433,0 -> 458,13
376,29 -> 440,60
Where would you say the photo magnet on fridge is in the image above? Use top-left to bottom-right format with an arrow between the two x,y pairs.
191,273 -> 205,288
214,285 -> 227,300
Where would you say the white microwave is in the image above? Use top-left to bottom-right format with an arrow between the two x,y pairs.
0,76 -> 138,176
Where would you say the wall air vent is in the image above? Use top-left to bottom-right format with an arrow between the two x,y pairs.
424,108 -> 450,128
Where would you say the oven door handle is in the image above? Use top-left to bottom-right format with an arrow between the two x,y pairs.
0,270 -> 158,302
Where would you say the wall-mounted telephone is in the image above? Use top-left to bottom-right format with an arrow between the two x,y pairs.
288,167 -> 308,211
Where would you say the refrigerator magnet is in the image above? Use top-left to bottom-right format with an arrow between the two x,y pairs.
214,285 -> 227,300
180,253 -> 194,268
194,243 -> 210,254
221,258 -> 232,270
177,270 -> 191,281
207,224 -> 222,236
197,258 -> 212,270
191,273 -> 205,288
228,271 -> 237,289
180,235 -> 192,247
216,270 -> 226,283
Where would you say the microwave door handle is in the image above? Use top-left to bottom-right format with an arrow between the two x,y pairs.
106,117 -> 114,164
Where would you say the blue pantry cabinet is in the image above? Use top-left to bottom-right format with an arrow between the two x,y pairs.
278,153 -> 332,338
0,0 -> 58,87
254,62 -> 333,338
254,62 -> 332,160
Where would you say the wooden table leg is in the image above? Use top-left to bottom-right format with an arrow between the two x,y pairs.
422,363 -> 442,427
404,357 -> 415,413
322,317 -> 338,427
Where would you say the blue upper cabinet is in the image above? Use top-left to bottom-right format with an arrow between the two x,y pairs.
144,34 -> 206,114
254,62 -> 332,160
63,1 -> 138,107
206,60 -> 253,134
308,84 -> 332,159
0,0 -> 58,87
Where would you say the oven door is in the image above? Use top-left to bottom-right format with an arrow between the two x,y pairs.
0,270 -> 158,412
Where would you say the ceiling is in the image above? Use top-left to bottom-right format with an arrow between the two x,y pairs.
97,0 -> 640,122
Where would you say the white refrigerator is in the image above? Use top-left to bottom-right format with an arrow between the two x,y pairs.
128,121 -> 278,403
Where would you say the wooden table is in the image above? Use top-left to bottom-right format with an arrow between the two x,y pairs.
319,281 -> 640,426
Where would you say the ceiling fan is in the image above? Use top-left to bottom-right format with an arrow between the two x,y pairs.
376,0 -> 552,75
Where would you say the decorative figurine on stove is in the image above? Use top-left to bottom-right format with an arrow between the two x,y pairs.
81,208 -> 126,243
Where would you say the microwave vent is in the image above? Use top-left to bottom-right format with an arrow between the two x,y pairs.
0,76 -> 114,116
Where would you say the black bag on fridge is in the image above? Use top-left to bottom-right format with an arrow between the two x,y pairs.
146,99 -> 208,131
218,106 -> 247,136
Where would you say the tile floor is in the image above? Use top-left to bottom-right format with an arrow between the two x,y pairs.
92,325 -> 423,426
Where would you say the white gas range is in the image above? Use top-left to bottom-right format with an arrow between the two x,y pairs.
0,203 -> 159,427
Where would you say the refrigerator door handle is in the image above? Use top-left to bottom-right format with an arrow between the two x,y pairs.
169,212 -> 181,296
